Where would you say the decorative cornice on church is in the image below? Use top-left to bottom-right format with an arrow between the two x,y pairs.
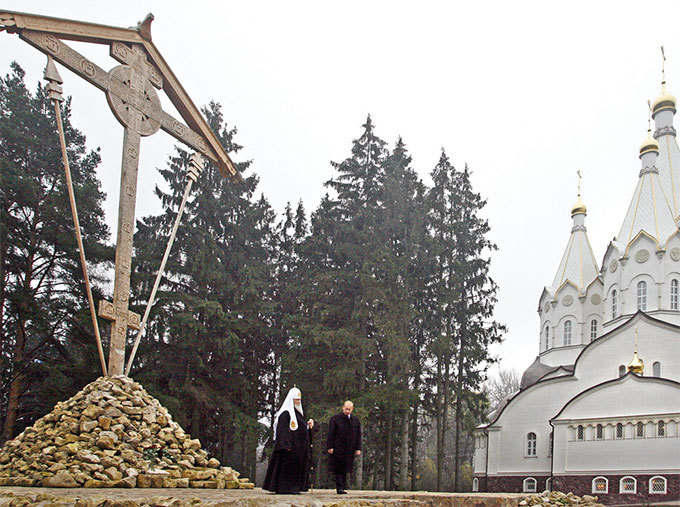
654,125 -> 676,138
639,164 -> 660,177
571,224 -> 587,233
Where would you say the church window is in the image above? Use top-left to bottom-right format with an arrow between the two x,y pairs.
590,320 -> 597,341
544,325 -> 549,350
592,477 -> 608,494
637,281 -> 647,311
650,476 -> 667,494
523,477 -> 537,493
563,320 -> 572,345
526,432 -> 537,456
658,421 -> 665,437
472,478 -> 479,492
653,361 -> 661,377
620,476 -> 637,494
577,425 -> 584,441
596,424 -> 603,440
672,280 -> 679,310
616,423 -> 623,439
612,290 -> 618,318
618,365 -> 626,377
636,422 -> 644,438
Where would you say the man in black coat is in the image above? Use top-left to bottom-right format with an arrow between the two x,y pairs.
327,400 -> 361,494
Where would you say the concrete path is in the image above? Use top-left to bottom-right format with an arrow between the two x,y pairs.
0,486 -> 524,507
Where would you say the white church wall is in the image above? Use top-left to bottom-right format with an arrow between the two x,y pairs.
488,378 -> 582,475
540,345 -> 583,367
573,317 -> 680,384
551,376 -> 680,474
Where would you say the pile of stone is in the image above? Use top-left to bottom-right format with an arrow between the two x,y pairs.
0,376 -> 254,489
520,491 -> 605,507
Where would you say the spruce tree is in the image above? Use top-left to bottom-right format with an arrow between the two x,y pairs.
130,101 -> 276,478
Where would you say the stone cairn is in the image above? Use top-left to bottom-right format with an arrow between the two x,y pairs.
520,491 -> 605,507
0,376 -> 254,489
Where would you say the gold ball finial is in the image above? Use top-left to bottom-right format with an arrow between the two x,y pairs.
627,327 -> 644,375
652,46 -> 676,116
640,107 -> 660,157
571,170 -> 587,216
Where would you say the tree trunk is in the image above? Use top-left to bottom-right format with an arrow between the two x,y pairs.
410,392 -> 419,490
435,362 -> 444,491
1,248 -> 33,445
355,433 -> 363,489
384,408 -> 393,490
398,409 -> 409,490
1,315 -> 26,443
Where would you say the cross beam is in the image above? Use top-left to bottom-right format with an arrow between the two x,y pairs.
1,11 -> 242,376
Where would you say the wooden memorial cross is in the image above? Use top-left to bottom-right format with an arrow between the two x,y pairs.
1,10 -> 242,376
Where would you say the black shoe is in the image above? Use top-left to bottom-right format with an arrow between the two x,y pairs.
337,490 -> 347,494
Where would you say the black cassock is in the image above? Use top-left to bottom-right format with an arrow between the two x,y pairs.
263,409 -> 311,494
326,413 -> 361,474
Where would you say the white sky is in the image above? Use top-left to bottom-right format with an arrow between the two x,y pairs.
2,0 -> 680,378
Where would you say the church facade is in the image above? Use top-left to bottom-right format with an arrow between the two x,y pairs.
472,81 -> 680,505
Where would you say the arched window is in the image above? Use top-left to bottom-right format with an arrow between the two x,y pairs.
637,281 -> 647,311
544,325 -> 549,350
658,421 -> 665,437
596,424 -> 603,440
672,279 -> 679,310
592,477 -> 608,494
472,477 -> 479,492
612,289 -> 618,318
526,432 -> 537,456
620,476 -> 637,494
636,422 -> 645,438
616,423 -> 624,439
523,477 -> 537,493
618,365 -> 626,377
563,320 -> 572,346
590,319 -> 597,341
653,361 -> 661,377
577,425 -> 584,441
650,476 -> 667,494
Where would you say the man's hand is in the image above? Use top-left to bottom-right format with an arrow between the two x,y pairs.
355,450 -> 361,456
307,419 -> 314,429
328,448 -> 334,454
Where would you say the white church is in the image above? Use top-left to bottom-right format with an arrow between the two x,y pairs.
473,78 -> 680,504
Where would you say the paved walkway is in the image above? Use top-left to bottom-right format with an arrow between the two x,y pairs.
0,487 -> 524,506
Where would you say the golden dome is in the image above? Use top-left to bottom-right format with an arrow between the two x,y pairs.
627,351 -> 644,375
571,194 -> 587,216
627,327 -> 644,375
652,82 -> 677,115
639,130 -> 660,156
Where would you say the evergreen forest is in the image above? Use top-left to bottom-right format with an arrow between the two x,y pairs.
0,63 -> 506,492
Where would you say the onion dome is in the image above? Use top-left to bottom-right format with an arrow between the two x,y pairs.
627,328 -> 644,375
652,82 -> 677,116
571,194 -> 587,216
640,129 -> 660,157
627,351 -> 644,375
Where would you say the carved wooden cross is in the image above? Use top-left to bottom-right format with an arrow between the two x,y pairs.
2,11 -> 241,376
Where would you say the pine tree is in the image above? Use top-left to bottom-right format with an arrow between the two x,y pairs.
0,62 -> 110,442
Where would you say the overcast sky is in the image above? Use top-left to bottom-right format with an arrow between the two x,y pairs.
3,0 -> 680,378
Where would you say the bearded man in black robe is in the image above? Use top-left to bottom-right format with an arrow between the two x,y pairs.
263,387 -> 314,494
327,400 -> 361,494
